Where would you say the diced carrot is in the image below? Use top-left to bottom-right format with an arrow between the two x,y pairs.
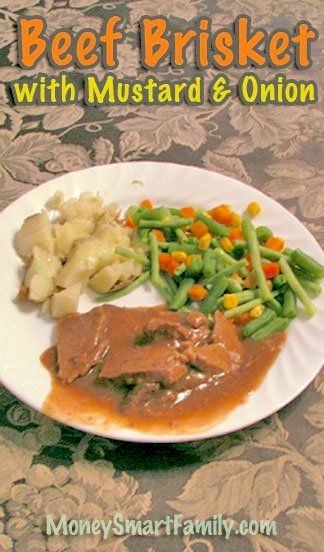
188,284 -> 208,301
158,253 -> 172,270
165,257 -> 180,275
191,220 -> 208,238
140,198 -> 153,210
152,229 -> 165,242
235,312 -> 251,325
210,204 -> 232,225
262,262 -> 280,279
264,236 -> 285,252
185,255 -> 193,266
181,206 -> 196,218
126,215 -> 136,229
229,228 -> 243,241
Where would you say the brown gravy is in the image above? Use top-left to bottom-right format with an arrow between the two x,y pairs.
41,306 -> 285,435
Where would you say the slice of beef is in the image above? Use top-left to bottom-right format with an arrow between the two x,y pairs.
143,309 -> 211,345
180,342 -> 232,374
100,342 -> 188,385
56,306 -> 110,383
211,311 -> 243,365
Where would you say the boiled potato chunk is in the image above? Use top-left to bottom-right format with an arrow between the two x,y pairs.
53,218 -> 94,259
28,274 -> 53,303
24,246 -> 61,288
50,283 -> 82,318
89,260 -> 141,293
15,212 -> 54,259
59,192 -> 103,222
56,238 -> 114,288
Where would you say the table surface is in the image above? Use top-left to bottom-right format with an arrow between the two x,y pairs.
0,1 -> 323,551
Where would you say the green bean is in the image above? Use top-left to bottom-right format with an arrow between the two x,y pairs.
201,276 -> 228,316
256,226 -> 273,243
157,241 -> 169,250
185,237 -> 199,246
203,249 -> 217,279
136,228 -> 150,243
186,256 -> 203,277
214,248 -> 236,265
115,246 -> 149,266
226,278 -> 242,293
96,271 -> 150,302
273,274 -> 287,289
175,228 -> 187,243
242,218 -> 272,301
137,206 -> 169,221
250,317 -> 290,340
200,259 -> 248,285
290,265 -> 320,283
153,279 -> 172,304
290,249 -> 324,280
169,278 -> 195,310
258,245 -> 283,261
163,273 -> 178,295
279,257 -> 316,317
168,242 -> 199,255
283,289 -> 298,318
126,205 -> 146,224
243,308 -> 277,337
138,217 -> 194,229
297,278 -> 322,297
234,289 -> 259,303
167,207 -> 181,216
266,297 -> 283,315
196,211 -> 229,236
223,297 -> 264,318
148,232 -> 161,287
222,291 -> 279,318
174,262 -> 187,277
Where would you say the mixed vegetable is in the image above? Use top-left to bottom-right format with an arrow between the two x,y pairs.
96,199 -> 324,340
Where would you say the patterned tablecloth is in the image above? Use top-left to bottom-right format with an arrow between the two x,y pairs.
0,1 -> 323,551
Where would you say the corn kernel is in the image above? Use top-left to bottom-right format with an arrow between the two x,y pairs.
231,272 -> 243,286
247,202 -> 262,217
266,279 -> 273,291
250,305 -> 265,319
185,255 -> 193,266
231,212 -> 242,226
223,294 -> 239,309
243,274 -> 256,289
219,237 -> 234,253
203,211 -> 212,218
162,216 -> 171,221
171,251 -> 187,262
198,232 -> 212,250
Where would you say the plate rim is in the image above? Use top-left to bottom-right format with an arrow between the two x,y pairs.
0,160 -> 323,443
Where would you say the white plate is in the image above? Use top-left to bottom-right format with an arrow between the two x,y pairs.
0,161 -> 323,443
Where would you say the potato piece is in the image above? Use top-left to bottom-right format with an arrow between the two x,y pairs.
53,218 -> 94,259
24,246 -> 61,288
28,274 -> 53,303
59,192 -> 103,222
56,238 -> 113,288
88,263 -> 122,293
15,212 -> 54,259
50,283 -> 82,318
93,222 -> 131,248
89,260 -> 141,294
46,190 -> 64,210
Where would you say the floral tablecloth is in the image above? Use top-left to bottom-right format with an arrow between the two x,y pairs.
0,1 -> 323,551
